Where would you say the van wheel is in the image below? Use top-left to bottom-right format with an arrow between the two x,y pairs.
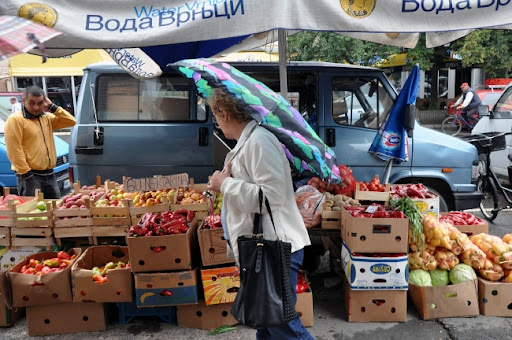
426,186 -> 449,212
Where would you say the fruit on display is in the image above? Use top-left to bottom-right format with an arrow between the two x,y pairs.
17,200 -> 50,221
95,189 -> 130,207
212,193 -> 223,215
296,271 -> 310,293
18,251 -> 76,275
92,260 -> 130,284
128,209 -> 195,237
176,187 -> 207,205
305,164 -> 356,197
0,194 -> 26,209
356,175 -> 386,192
57,192 -> 89,209
132,188 -> 175,207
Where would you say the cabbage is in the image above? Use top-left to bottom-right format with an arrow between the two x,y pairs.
409,269 -> 432,286
429,269 -> 450,286
449,264 -> 477,284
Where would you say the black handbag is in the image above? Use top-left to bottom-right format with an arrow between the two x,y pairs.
231,189 -> 297,328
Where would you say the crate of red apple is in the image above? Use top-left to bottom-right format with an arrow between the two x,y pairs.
129,189 -> 175,224
52,192 -> 94,227
390,183 -> 440,218
91,189 -> 133,226
127,210 -> 198,272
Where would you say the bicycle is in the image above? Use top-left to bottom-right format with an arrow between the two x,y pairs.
441,109 -> 478,136
463,132 -> 512,221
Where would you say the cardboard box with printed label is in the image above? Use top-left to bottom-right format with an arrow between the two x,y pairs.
134,269 -> 199,307
408,280 -> 479,320
341,242 -> 408,290
0,246 -> 44,273
478,277 -> 512,317
127,215 -> 198,272
8,248 -> 81,308
341,207 -> 409,253
26,302 -> 106,336
296,290 -> 314,327
177,299 -> 238,329
411,196 -> 440,219
344,280 -> 407,322
0,272 -> 24,327
71,245 -> 133,303
197,224 -> 234,266
201,266 -> 240,305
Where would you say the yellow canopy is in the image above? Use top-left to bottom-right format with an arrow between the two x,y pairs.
9,49 -> 112,77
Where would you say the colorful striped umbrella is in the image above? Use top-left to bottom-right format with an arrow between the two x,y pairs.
170,58 -> 341,184
0,15 -> 61,62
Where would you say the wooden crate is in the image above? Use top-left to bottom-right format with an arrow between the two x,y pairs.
52,197 -> 93,228
170,183 -> 210,212
91,205 -> 131,226
128,196 -> 171,225
12,194 -> 54,228
0,188 -> 37,227
354,183 -> 390,204
321,203 -> 342,230
54,227 -> 93,246
0,227 -> 10,247
91,226 -> 129,245
10,227 -> 53,250
73,177 -> 117,195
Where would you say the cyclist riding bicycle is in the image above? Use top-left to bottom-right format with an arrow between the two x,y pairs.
450,82 -> 482,125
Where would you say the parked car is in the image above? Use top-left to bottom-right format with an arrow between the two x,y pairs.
448,89 -> 503,115
0,92 -> 71,194
69,61 -> 483,211
471,82 -> 512,182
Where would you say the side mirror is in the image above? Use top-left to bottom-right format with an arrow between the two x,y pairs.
478,105 -> 490,117
404,104 -> 416,138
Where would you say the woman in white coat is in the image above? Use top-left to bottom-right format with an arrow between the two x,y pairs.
206,89 -> 314,340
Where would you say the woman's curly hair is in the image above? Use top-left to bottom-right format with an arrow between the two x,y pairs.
207,89 -> 253,123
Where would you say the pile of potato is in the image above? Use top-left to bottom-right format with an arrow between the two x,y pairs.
323,192 -> 360,211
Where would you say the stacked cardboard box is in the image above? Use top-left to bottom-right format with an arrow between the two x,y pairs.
341,206 -> 409,322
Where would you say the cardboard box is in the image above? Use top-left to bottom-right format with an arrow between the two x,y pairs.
71,245 -> 133,303
478,277 -> 512,316
341,206 -> 409,253
177,299 -> 238,329
344,280 -> 407,322
197,224 -> 234,266
8,248 -> 81,307
341,242 -> 408,290
0,246 -> 44,272
408,280 -> 479,320
134,269 -> 199,307
0,272 -> 24,327
127,215 -> 198,272
440,212 -> 489,236
412,196 -> 440,218
201,266 -> 240,305
296,290 -> 313,327
26,302 -> 106,336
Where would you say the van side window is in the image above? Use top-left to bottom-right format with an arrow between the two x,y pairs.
332,77 -> 393,129
97,74 -> 200,122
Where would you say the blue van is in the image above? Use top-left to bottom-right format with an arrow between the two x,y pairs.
0,92 -> 71,195
70,61 -> 481,210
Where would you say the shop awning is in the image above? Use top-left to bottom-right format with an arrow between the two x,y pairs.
9,49 -> 111,77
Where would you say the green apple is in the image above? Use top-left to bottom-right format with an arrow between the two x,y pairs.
36,201 -> 46,211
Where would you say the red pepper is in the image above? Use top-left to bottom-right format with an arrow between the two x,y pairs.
151,246 -> 166,252
406,187 -> 425,198
159,289 -> 173,296
186,211 -> 195,223
57,251 -> 71,260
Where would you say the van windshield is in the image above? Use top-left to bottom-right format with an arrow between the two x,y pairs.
332,77 -> 394,129
493,87 -> 512,119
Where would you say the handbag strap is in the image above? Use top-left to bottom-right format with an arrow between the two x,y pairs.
253,189 -> 279,240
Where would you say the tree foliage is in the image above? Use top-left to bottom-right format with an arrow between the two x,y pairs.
287,32 -> 401,66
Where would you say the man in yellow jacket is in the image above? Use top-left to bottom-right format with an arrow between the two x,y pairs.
4,86 -> 76,198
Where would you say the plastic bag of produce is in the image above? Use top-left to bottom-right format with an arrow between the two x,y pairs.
409,269 -> 432,286
429,269 -> 450,286
449,263 -> 477,284
295,185 -> 325,228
